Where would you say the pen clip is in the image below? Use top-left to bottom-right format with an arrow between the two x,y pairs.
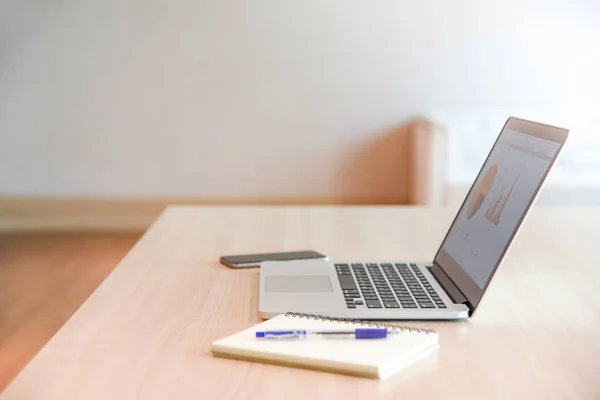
256,330 -> 307,339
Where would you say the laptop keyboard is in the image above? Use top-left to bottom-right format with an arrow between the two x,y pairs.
335,263 -> 448,309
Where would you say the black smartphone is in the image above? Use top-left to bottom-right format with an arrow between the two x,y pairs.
220,250 -> 328,269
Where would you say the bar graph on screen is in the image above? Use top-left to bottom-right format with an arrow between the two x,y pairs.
485,175 -> 519,226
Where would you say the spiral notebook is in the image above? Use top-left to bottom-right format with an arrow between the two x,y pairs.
211,313 -> 439,380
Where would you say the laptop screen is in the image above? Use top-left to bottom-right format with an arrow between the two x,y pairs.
434,122 -> 564,307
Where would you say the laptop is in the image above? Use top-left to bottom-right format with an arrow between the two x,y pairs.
259,117 -> 569,320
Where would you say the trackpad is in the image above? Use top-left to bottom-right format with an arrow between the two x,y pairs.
266,275 -> 333,293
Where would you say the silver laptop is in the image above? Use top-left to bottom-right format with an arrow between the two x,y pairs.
259,117 -> 569,320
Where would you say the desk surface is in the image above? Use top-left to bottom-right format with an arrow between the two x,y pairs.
2,206 -> 600,399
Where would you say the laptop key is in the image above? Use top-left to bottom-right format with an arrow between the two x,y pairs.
337,275 -> 358,290
366,300 -> 382,308
384,302 -> 400,308
346,303 -> 357,308
402,303 -> 418,308
419,303 -> 436,308
355,300 -> 364,305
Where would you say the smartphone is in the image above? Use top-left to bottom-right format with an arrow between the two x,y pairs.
220,250 -> 328,268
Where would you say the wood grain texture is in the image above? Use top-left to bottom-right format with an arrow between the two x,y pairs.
1,206 -> 600,399
0,233 -> 141,392
0,195 -> 418,233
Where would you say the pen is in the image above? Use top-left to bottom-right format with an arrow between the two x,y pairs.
255,329 -> 389,340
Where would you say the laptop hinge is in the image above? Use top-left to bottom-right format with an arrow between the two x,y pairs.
428,263 -> 468,304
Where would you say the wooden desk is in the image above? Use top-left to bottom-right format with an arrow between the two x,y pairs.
2,206 -> 600,399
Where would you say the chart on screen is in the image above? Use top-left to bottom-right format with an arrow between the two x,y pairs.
441,129 -> 560,288
484,175 -> 519,226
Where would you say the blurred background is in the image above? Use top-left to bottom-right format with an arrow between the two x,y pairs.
0,0 -> 599,390
1,0 -> 599,231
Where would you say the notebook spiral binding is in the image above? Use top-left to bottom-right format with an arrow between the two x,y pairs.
284,312 -> 436,334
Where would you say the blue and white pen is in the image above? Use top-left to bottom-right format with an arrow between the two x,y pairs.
255,328 -> 389,340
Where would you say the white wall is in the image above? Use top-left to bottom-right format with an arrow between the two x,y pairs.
1,0 -> 599,198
